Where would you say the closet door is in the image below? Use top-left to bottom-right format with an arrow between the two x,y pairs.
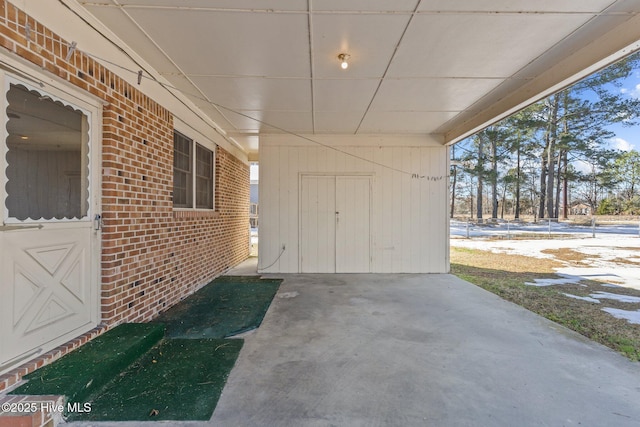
299,175 -> 371,273
300,175 -> 336,273
336,176 -> 371,273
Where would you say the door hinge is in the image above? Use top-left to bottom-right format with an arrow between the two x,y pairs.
94,214 -> 102,231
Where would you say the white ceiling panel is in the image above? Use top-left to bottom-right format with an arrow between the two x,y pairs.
75,0 -> 640,154
125,8 -> 310,77
512,12 -> 636,80
229,134 -> 260,154
418,0 -> 617,13
313,0 -> 419,12
154,73 -> 238,129
185,99 -> 236,131
359,111 -> 459,134
82,0 -> 308,11
189,76 -> 311,112
388,13 -> 596,78
370,78 -> 503,112
223,110 -> 313,133
258,111 -> 315,133
314,112 -> 364,133
314,79 -> 380,112
82,5 -> 182,74
218,110 -> 262,133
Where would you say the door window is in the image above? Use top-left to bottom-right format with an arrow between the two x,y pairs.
4,82 -> 90,221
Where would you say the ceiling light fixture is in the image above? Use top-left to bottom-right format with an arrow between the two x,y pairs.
338,53 -> 350,70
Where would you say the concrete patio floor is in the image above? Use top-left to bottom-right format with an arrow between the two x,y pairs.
69,272 -> 640,427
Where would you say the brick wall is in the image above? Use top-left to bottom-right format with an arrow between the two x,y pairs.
100,115 -> 250,325
0,1 -> 249,389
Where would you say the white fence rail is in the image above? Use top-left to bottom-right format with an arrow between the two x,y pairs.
453,218 -> 640,240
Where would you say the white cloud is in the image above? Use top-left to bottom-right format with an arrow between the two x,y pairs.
611,137 -> 635,152
621,83 -> 640,99
573,159 -> 592,173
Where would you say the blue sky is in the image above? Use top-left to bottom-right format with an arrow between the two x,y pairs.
451,63 -> 640,173
606,68 -> 640,152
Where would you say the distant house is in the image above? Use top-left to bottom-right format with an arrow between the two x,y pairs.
571,203 -> 592,216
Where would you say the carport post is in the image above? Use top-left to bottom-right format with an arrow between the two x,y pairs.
592,217 -> 596,238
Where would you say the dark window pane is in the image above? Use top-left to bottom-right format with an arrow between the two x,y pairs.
173,131 -> 192,208
195,144 -> 213,209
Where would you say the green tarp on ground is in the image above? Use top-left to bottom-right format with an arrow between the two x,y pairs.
68,338 -> 244,421
11,323 -> 165,404
12,275 -> 281,421
152,275 -> 282,339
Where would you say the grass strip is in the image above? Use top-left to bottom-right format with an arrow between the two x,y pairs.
153,276 -> 282,339
451,247 -> 640,361
68,338 -> 244,421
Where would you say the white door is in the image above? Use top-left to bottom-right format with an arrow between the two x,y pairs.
336,176 -> 371,273
0,77 -> 100,375
300,176 -> 336,273
300,175 -> 371,273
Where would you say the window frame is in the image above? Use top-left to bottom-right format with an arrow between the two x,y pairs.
172,130 -> 215,211
195,143 -> 214,209
2,76 -> 94,224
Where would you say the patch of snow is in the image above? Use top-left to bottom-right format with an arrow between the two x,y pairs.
559,291 -> 640,305
451,227 -> 640,291
589,292 -> 640,304
451,222 -> 640,323
574,245 -> 640,267
525,274 -> 584,287
558,266 -> 640,291
601,308 -> 640,325
562,293 -> 601,303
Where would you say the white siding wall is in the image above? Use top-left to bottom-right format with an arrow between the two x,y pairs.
259,135 -> 450,273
